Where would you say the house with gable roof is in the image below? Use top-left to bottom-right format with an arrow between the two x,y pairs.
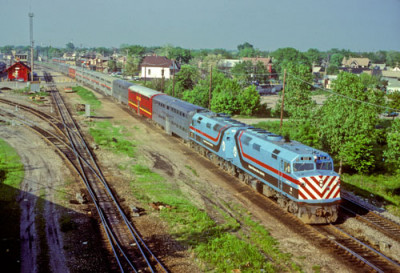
140,55 -> 180,80
342,57 -> 371,68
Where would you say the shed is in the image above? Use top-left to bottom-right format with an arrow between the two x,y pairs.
6,62 -> 31,82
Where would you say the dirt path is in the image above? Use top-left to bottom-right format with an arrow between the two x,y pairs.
0,125 -> 69,273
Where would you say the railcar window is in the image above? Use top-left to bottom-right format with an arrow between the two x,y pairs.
213,124 -> 222,131
243,136 -> 252,145
316,162 -> 333,170
293,163 -> 315,172
284,161 -> 291,173
273,149 -> 281,154
253,143 -> 261,151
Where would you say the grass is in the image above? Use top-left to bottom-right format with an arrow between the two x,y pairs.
72,86 -> 102,111
342,174 -> 400,216
89,120 -> 136,158
0,138 -> 24,272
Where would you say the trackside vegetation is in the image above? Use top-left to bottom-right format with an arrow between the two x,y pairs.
86,119 -> 302,272
72,86 -> 102,111
0,138 -> 24,272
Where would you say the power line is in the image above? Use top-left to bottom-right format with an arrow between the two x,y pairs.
285,71 -> 400,112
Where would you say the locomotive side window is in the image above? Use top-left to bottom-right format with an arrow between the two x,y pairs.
206,123 -> 211,129
284,161 -> 291,173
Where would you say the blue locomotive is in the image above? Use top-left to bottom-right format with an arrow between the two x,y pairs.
189,111 -> 340,224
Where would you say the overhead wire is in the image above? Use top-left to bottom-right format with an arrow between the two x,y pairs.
284,71 -> 400,112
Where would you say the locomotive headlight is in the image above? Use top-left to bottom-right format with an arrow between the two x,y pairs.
301,182 -> 306,187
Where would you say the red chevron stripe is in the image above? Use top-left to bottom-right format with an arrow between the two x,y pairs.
190,125 -> 228,142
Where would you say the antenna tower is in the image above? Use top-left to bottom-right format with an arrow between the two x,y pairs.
29,12 -> 34,82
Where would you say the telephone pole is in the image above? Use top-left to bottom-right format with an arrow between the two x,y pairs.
29,12 -> 34,82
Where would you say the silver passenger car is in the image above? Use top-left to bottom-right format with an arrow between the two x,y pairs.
152,95 -> 205,140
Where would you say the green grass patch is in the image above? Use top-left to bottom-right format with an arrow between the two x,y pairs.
89,121 -> 136,158
342,174 -> 400,216
72,86 -> 102,110
129,163 -> 298,272
0,138 -> 24,272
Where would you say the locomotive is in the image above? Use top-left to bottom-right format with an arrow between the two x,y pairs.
47,59 -> 340,224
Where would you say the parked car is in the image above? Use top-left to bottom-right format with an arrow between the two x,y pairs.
383,111 -> 399,117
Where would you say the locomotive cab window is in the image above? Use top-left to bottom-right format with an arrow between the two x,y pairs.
316,161 -> 333,171
293,162 -> 315,172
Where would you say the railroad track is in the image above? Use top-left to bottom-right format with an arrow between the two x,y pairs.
0,73 -> 168,272
341,192 -> 400,243
313,224 -> 400,273
45,73 -> 167,272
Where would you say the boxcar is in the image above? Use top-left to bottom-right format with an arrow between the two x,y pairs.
128,85 -> 164,119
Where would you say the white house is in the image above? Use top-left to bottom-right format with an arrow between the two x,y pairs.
140,56 -> 179,79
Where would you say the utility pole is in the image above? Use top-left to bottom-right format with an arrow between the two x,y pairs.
29,12 -> 34,82
172,60 -> 175,97
209,66 -> 212,109
280,69 -> 287,131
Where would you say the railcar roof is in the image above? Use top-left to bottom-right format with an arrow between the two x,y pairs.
154,95 -> 205,113
114,79 -> 133,88
128,84 -> 163,98
195,111 -> 249,127
243,128 -> 328,158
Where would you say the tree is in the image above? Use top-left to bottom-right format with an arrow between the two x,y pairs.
384,119 -> 400,173
66,42 -> 75,53
231,60 -> 255,86
284,63 -> 315,122
121,44 -> 146,57
386,51 -> 400,67
326,65 -> 339,75
305,48 -> 323,66
237,85 -> 260,115
165,65 -> 199,99
125,56 -> 141,76
237,42 -> 257,57
318,72 -> 384,173
271,47 -> 310,74
388,92 -> 400,110
329,53 -> 344,67
108,60 -> 117,72
1,45 -> 14,54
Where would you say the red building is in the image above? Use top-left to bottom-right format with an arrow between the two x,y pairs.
6,62 -> 31,82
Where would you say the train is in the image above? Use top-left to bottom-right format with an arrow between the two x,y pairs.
47,59 -> 340,224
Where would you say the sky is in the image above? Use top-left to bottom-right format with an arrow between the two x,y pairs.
1,0 -> 400,52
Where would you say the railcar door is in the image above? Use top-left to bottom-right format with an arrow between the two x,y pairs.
279,160 -> 284,191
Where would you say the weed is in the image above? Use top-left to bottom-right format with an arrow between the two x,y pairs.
312,264 -> 321,273
89,121 -> 136,158
72,86 -> 102,110
185,165 -> 198,177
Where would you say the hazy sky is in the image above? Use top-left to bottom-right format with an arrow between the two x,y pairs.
1,0 -> 399,52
